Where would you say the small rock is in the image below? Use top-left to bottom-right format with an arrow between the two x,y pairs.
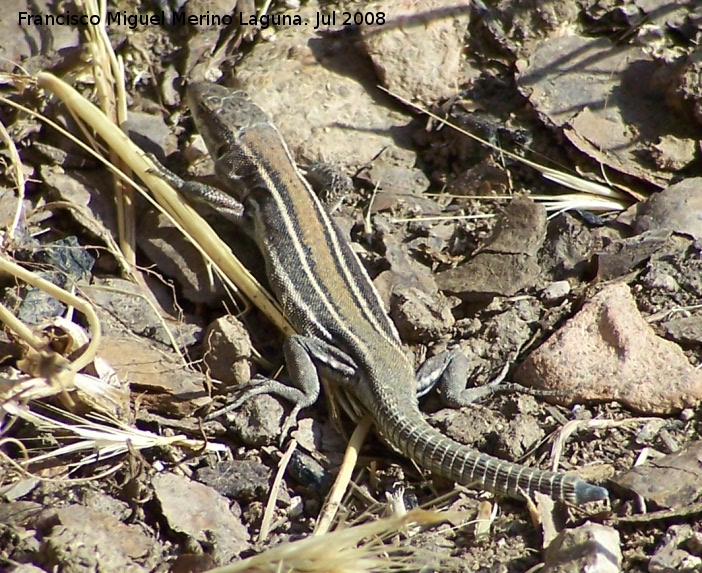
681,408 -> 696,422
360,0 -> 471,103
543,522 -> 622,573
153,472 -> 250,564
40,164 -> 118,241
495,413 -> 545,462
615,441 -> 702,508
649,525 -> 702,573
195,460 -> 271,502
593,233 -> 667,282
138,209 -> 225,304
642,267 -> 680,292
288,496 -> 304,518
1,477 -> 39,502
97,334 -> 210,416
515,283 -> 702,414
359,146 -> 431,197
390,286 -> 456,343
291,417 -> 323,453
430,405 -> 505,453
123,110 -> 178,158
648,135 -> 697,171
13,235 -> 95,325
288,450 -> 333,493
634,419 -> 667,445
436,196 -> 547,299
661,315 -> 702,347
482,196 -> 548,257
542,213 -> 597,279
40,504 -> 159,573
542,280 -> 571,302
633,178 -> 702,240
203,316 -> 254,385
82,276 -> 202,349
663,46 -> 702,126
225,394 -> 285,446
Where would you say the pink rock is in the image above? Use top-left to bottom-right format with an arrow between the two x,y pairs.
515,283 -> 702,414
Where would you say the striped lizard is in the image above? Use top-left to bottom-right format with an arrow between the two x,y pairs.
166,81 -> 608,505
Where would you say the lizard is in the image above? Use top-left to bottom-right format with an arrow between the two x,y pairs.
165,81 -> 609,505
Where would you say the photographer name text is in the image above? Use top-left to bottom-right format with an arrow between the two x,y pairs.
18,10 -> 386,30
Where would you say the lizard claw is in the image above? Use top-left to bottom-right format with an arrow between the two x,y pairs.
203,375 -> 270,421
204,375 -> 310,448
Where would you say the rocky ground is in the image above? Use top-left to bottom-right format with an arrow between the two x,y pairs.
1,0 -> 702,572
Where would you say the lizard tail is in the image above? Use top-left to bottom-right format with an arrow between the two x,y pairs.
377,402 -> 608,505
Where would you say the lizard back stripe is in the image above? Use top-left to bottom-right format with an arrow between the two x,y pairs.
192,86 -> 403,362
234,124 -> 406,367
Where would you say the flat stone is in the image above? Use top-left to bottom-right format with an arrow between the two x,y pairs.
42,505 -> 158,573
360,0 -> 472,103
633,177 -> 702,240
436,196 -> 547,298
616,441 -> 702,508
153,472 -> 250,564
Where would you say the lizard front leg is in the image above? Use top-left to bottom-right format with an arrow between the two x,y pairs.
151,156 -> 247,225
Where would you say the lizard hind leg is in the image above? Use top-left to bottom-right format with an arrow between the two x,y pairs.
204,334 -> 353,442
416,348 -> 550,408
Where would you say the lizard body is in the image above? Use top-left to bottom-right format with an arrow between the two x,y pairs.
173,81 -> 608,505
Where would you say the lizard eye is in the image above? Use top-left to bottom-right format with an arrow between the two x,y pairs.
214,143 -> 228,160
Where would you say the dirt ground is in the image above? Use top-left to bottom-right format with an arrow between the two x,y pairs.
1,1 -> 702,572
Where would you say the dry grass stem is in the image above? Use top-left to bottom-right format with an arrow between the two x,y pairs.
75,0 -> 135,266
1,403 -> 225,471
206,508 -> 467,573
0,117 -> 26,246
36,72 -> 292,336
259,438 -> 299,543
383,88 -> 632,214
0,255 -> 101,372
315,415 -> 374,536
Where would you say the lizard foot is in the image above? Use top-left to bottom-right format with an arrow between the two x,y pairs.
204,375 -> 308,444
